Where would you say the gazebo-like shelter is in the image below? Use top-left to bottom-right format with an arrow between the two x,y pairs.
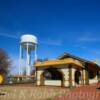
35,53 -> 100,87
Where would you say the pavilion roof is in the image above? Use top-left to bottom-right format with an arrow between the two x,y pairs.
35,52 -> 100,71
35,58 -> 83,69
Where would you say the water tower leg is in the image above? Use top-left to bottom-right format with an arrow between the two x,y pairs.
26,43 -> 30,76
35,45 -> 37,62
34,45 -> 37,79
19,45 -> 22,75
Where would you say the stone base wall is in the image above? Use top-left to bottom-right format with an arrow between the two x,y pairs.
44,80 -> 61,86
89,75 -> 98,84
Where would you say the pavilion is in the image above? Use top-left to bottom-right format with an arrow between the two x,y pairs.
35,53 -> 100,87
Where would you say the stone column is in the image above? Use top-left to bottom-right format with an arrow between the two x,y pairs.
94,71 -> 98,83
85,69 -> 89,85
69,67 -> 72,87
82,69 -> 86,85
71,68 -> 76,87
68,65 -> 76,87
61,68 -> 69,87
36,70 -> 43,85
81,69 -> 84,85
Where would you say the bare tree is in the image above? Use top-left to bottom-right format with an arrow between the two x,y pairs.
0,49 -> 11,83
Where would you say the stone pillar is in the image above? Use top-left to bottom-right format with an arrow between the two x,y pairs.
69,67 -> 72,87
36,70 -> 43,85
68,65 -> 76,87
71,68 -> 76,87
81,69 -> 84,85
94,71 -> 98,83
83,69 -> 85,85
85,69 -> 89,85
61,68 -> 69,87
82,69 -> 86,85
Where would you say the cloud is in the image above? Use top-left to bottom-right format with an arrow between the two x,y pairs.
10,56 -> 27,75
77,35 -> 100,42
0,32 -> 20,39
9,56 -> 19,75
78,37 -> 100,42
88,49 -> 100,56
40,38 -> 63,46
0,32 -> 63,46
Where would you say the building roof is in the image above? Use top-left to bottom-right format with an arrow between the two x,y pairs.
58,52 -> 100,71
58,52 -> 93,63
35,52 -> 100,71
35,58 -> 83,69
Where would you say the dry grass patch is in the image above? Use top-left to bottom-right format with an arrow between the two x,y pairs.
0,85 -> 69,100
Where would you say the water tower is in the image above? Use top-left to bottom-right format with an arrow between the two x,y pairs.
19,34 -> 38,75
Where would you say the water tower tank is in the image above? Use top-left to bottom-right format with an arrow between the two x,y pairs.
20,35 -> 37,50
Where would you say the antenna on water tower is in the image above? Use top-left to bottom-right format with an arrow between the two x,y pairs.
19,34 -> 38,75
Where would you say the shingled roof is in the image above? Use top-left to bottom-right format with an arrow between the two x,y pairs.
58,52 -> 95,63
58,52 -> 100,70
